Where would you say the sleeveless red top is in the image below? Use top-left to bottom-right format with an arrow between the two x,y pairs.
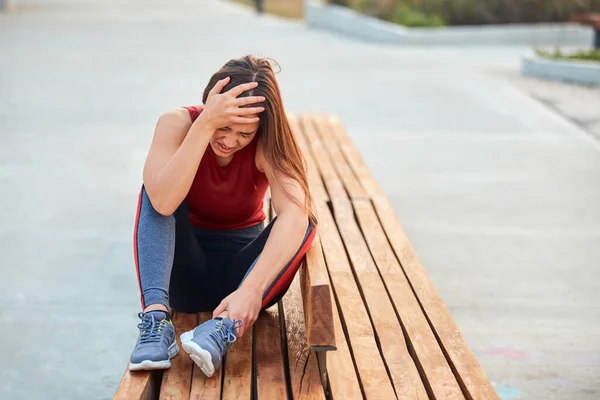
183,105 -> 270,230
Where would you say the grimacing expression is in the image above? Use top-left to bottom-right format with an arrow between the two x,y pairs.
210,115 -> 260,157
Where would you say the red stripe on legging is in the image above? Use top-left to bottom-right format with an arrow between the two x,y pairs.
133,187 -> 145,309
261,225 -> 318,308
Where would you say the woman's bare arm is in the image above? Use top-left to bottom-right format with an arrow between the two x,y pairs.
142,108 -> 214,216
142,78 -> 265,215
240,143 -> 310,295
211,143 -> 311,336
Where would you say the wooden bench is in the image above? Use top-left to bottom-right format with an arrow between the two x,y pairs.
114,114 -> 498,399
571,13 -> 600,48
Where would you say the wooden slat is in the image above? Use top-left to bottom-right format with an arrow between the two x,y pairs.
159,312 -> 198,399
289,114 -> 329,203
314,115 -> 465,399
295,118 -> 360,398
328,115 -> 499,400
189,312 -> 223,400
300,233 -> 335,349
113,369 -> 160,400
322,292 -> 363,400
314,200 -> 391,399
299,115 -> 347,202
254,307 -> 288,399
221,318 -> 253,400
309,115 -> 367,201
300,114 -> 396,399
289,114 -> 336,350
310,115 -> 436,399
354,199 -> 468,399
281,273 -> 326,400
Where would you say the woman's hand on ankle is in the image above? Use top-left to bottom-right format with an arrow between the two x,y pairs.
213,287 -> 262,338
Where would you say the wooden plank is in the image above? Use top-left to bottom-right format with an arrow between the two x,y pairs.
281,273 -> 326,400
189,312 -> 223,400
299,113 -> 396,398
113,369 -> 161,400
306,115 -> 433,400
308,115 -> 367,201
288,113 -> 329,203
312,199 -> 392,399
353,198 -> 470,399
159,312 -> 198,400
221,317 -> 253,400
323,296 -> 363,400
254,307 -> 288,399
299,115 -> 347,202
315,114 -> 463,399
301,233 -> 335,349
328,114 -> 499,400
277,136 -> 358,397
289,113 -> 336,350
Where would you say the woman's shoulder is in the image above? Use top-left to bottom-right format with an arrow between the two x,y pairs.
158,104 -> 202,121
153,106 -> 202,134
158,107 -> 196,124
150,108 -> 196,146
180,105 -> 204,122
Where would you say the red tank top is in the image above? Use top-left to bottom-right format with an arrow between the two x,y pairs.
183,105 -> 269,230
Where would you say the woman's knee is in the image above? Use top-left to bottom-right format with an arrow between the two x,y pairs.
139,185 -> 189,219
136,186 -> 176,245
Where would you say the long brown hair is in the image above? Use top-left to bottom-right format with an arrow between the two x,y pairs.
202,55 -> 316,225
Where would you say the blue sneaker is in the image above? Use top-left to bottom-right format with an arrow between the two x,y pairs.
180,318 -> 243,377
129,310 -> 179,371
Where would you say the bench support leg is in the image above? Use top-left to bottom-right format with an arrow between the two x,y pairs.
595,29 -> 600,49
316,351 -> 330,398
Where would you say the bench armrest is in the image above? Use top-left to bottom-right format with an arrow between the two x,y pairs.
301,233 -> 336,351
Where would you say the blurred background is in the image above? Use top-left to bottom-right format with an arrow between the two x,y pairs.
330,0 -> 600,27
1,0 -> 599,399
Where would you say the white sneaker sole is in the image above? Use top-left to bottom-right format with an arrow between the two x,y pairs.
180,330 -> 216,377
129,359 -> 172,371
129,341 -> 179,371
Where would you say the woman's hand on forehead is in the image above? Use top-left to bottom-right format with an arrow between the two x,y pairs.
199,77 -> 265,131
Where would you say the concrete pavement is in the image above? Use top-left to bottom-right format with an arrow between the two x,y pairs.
1,0 -> 599,398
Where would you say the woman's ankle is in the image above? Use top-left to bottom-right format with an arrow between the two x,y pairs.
143,304 -> 169,313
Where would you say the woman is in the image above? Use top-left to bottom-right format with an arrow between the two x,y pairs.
129,55 -> 317,377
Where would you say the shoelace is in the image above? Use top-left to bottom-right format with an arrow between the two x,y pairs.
137,312 -> 168,344
208,319 -> 244,352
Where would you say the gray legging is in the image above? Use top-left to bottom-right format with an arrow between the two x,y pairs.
133,186 -> 316,313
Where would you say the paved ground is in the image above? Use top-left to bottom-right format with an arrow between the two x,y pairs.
510,74 -> 600,143
1,1 -> 599,399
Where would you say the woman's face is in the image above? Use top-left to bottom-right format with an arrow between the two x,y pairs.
210,115 -> 260,158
